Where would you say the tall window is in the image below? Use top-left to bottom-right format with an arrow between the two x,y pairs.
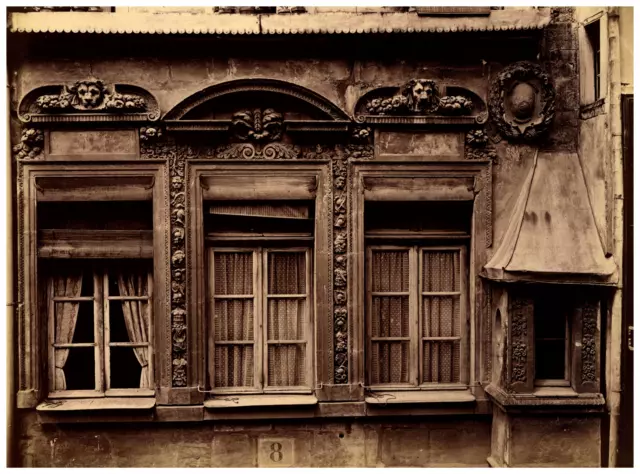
206,200 -> 314,393
533,288 -> 571,386
46,261 -> 153,397
367,245 -> 467,387
585,20 -> 601,101
364,199 -> 471,390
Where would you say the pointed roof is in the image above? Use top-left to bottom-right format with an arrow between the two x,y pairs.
484,150 -> 618,285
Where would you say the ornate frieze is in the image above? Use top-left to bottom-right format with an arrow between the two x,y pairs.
12,128 -> 44,160
215,142 -> 300,160
489,61 -> 556,141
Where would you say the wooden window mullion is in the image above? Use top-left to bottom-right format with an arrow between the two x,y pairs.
409,246 -> 419,386
258,248 -> 266,391
101,270 -> 108,393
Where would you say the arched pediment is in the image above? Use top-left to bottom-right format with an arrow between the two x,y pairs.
18,78 -> 160,123
163,79 -> 351,134
354,79 -> 488,126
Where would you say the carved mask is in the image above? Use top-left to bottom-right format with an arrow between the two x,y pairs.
509,82 -> 536,122
73,81 -> 104,109
403,79 -> 439,113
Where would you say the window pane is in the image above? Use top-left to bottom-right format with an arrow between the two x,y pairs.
109,346 -> 143,389
268,252 -> 306,294
536,341 -> 566,379
370,341 -> 410,385
371,296 -> 409,338
214,300 -> 254,341
422,250 -> 460,292
63,301 -> 94,343
422,296 -> 460,338
59,347 -> 95,390
267,344 -> 306,387
267,299 -> 305,341
371,250 -> 409,292
423,341 -> 460,383
214,345 -> 254,388
215,252 -> 253,295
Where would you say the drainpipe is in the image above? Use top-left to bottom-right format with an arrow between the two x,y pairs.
606,6 -> 623,468
6,69 -> 16,466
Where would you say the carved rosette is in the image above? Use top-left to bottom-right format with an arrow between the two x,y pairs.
509,297 -> 531,389
12,128 -> 44,160
581,303 -> 598,384
169,145 -> 190,387
489,61 -> 556,141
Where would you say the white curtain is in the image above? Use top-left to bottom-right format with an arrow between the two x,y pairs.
117,272 -> 151,388
53,273 -> 83,390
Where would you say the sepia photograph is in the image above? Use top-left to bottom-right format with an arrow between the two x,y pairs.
4,2 -> 634,468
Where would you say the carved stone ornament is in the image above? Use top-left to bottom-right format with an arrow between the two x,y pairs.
509,296 -> 532,390
465,129 -> 497,160
169,144 -> 190,387
581,302 -> 598,384
362,79 -> 477,117
489,61 -> 556,141
139,126 -> 163,142
12,128 -> 44,160
231,108 -> 283,142
18,78 -> 160,123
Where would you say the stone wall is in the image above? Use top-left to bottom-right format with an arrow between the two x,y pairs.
17,412 -> 491,468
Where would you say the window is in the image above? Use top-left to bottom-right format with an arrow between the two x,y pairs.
534,294 -> 571,386
206,201 -> 314,393
45,261 -> 153,397
366,245 -> 467,388
585,20 -> 601,101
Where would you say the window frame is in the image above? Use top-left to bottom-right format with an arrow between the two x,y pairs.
366,244 -> 469,391
352,161 -> 492,399
207,246 -> 314,394
46,265 -> 155,399
17,162 -> 168,409
190,164 -> 331,401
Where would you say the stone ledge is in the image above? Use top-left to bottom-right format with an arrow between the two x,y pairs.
484,383 -> 605,410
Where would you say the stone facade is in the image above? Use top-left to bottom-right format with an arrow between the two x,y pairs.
6,6 -> 631,467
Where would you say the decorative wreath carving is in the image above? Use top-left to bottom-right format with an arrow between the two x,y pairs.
489,62 -> 556,141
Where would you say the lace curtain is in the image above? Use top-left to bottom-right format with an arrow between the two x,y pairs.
52,272 -> 83,390
117,272 -> 151,388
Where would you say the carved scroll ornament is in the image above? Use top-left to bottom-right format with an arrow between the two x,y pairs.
231,108 -> 283,142
489,61 -> 556,141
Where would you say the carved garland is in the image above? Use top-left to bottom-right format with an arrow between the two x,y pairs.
12,128 -> 44,161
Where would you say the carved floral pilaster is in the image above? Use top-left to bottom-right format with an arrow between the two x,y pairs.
581,302 -> 598,384
509,296 -> 533,391
169,145 -> 190,387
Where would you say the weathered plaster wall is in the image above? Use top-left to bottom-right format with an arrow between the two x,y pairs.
510,416 -> 601,467
18,412 -> 491,468
579,114 -> 608,246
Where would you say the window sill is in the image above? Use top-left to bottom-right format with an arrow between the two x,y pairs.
365,390 -> 475,405
36,397 -> 156,412
204,394 -> 318,409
